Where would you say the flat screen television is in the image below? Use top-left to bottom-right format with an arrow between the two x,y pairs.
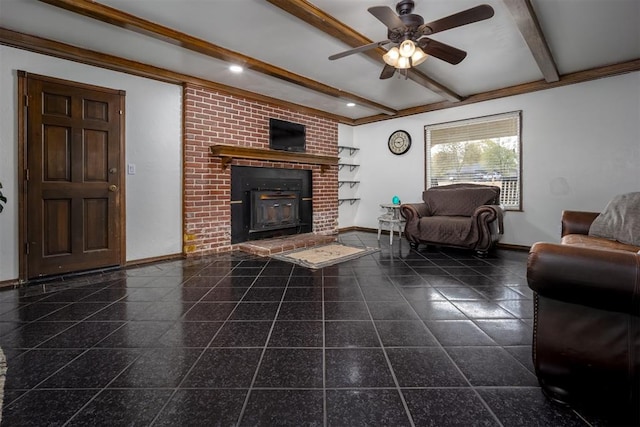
269,118 -> 306,153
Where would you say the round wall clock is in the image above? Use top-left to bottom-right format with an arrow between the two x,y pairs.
388,130 -> 411,155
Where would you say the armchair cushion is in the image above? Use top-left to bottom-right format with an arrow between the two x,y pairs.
588,192 -> 640,246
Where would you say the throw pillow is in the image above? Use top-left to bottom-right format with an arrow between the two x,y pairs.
588,192 -> 640,247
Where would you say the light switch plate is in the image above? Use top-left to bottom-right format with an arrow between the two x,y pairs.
127,163 -> 136,175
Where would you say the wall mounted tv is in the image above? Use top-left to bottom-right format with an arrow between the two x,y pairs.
269,118 -> 306,153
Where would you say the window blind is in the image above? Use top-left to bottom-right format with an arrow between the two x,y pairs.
425,111 -> 522,210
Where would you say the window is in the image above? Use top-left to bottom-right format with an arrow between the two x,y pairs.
425,111 -> 522,210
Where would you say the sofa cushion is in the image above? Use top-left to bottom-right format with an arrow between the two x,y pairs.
588,192 -> 640,247
562,234 -> 640,253
423,185 -> 500,217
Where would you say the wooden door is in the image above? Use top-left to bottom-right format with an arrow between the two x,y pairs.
23,73 -> 125,279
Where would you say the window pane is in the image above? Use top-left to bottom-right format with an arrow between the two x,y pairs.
425,111 -> 521,210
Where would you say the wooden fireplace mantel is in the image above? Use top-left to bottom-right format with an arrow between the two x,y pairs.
209,145 -> 339,172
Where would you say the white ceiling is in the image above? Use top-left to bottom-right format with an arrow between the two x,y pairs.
1,0 -> 639,122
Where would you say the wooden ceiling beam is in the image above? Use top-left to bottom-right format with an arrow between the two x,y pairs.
353,58 -> 640,125
0,27 -> 355,124
502,0 -> 559,82
265,0 -> 463,102
4,26 -> 637,127
36,0 -> 397,116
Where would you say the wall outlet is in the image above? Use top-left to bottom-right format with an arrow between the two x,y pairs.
127,163 -> 136,175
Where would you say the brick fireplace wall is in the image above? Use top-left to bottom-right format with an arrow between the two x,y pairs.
183,83 -> 339,255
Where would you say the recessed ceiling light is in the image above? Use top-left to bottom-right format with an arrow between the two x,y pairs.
346,102 -> 356,107
229,65 -> 243,73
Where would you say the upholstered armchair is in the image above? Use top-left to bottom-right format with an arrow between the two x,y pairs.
400,184 -> 504,255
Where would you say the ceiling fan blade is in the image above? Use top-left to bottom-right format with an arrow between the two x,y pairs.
329,39 -> 391,60
368,6 -> 407,32
379,64 -> 396,80
420,4 -> 494,35
418,38 -> 467,65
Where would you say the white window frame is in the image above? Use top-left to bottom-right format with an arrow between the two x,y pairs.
424,111 -> 522,211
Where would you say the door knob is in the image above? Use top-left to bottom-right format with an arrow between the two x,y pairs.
108,185 -> 118,192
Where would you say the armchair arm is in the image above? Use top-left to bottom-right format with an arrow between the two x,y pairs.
470,205 -> 504,252
400,203 -> 430,245
400,203 -> 430,221
527,242 -> 640,314
561,210 -> 599,237
472,205 -> 503,234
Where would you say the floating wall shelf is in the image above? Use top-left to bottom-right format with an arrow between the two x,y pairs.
338,198 -> 361,205
338,146 -> 360,155
338,163 -> 360,172
338,180 -> 360,188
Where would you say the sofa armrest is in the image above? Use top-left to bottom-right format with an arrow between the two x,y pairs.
527,242 -> 640,314
400,203 -> 430,221
561,210 -> 600,237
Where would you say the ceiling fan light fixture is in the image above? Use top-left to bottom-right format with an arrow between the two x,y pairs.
383,47 -> 400,66
399,39 -> 416,58
411,47 -> 428,66
396,56 -> 411,69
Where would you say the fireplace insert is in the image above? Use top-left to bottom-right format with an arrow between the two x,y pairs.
250,190 -> 300,233
230,166 -> 312,244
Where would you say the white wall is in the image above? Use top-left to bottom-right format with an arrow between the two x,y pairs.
339,72 -> 640,247
0,46 -> 183,281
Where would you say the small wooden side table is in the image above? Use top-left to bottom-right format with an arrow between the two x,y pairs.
377,203 -> 406,245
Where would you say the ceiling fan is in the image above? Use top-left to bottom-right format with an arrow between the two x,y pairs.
328,0 -> 494,79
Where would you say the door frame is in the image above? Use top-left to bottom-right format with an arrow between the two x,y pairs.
17,71 -> 127,282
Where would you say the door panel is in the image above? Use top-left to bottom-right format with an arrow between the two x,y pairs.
84,130 -> 109,181
84,198 -> 109,250
43,125 -> 71,181
43,199 -> 71,256
26,75 -> 124,278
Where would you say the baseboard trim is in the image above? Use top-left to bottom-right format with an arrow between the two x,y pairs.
339,226 -> 381,233
125,252 -> 184,267
496,243 -> 531,252
340,227 -> 532,252
0,241 -> 530,290
0,279 -> 21,290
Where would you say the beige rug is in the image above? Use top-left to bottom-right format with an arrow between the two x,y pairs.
272,243 -> 379,269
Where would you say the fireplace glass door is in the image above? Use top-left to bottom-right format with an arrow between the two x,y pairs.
250,190 -> 300,233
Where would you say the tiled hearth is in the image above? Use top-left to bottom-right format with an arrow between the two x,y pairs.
237,233 -> 336,257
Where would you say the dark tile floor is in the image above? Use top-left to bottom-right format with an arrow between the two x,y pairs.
0,232 -> 634,426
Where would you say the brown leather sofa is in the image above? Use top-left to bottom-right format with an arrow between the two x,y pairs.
400,184 -> 504,255
527,210 -> 640,417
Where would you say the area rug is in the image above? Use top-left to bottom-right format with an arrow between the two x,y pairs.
271,243 -> 379,269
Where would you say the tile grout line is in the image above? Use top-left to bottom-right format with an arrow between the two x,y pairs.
414,249 -> 508,426
147,256 -> 261,426
235,259 -> 294,426
386,247 -> 507,427
322,266 -> 329,427
355,249 -> 417,427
